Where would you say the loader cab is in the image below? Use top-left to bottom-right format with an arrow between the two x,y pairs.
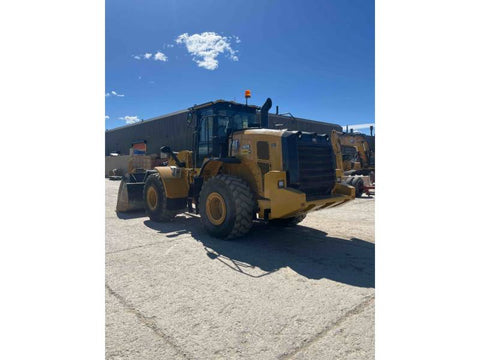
192,101 -> 259,166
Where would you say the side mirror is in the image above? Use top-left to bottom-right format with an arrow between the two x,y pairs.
160,146 -> 185,168
160,146 -> 172,155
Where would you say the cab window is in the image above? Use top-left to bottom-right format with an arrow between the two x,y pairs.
197,114 -> 213,164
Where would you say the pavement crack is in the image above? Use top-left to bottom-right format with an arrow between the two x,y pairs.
106,283 -> 193,360
278,294 -> 375,360
105,235 -> 196,255
106,242 -> 162,255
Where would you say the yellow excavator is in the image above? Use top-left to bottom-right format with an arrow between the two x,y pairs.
117,95 -> 355,239
331,131 -> 375,197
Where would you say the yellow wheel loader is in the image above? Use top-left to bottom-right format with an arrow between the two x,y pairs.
117,97 -> 355,239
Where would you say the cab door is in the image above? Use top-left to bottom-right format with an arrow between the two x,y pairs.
196,111 -> 214,166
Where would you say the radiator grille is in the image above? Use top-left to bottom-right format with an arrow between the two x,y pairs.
297,145 -> 336,199
282,131 -> 337,201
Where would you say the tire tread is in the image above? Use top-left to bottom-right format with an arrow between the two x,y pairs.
199,174 -> 255,239
143,173 -> 177,222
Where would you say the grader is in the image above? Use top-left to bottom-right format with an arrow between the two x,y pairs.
116,97 -> 355,239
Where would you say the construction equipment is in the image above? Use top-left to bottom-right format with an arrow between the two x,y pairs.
331,131 -> 375,197
116,141 -> 153,212
116,95 -> 355,239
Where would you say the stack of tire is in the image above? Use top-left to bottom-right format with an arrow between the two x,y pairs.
344,176 -> 364,198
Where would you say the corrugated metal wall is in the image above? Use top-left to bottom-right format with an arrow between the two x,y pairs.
105,112 -> 343,156
105,110 -> 194,156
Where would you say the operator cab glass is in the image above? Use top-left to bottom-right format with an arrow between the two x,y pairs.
195,102 -> 258,165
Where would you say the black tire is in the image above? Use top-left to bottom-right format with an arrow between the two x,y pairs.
351,177 -> 364,198
271,214 -> 306,227
199,174 -> 255,239
143,173 -> 177,222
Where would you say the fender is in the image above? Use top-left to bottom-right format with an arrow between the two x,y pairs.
199,157 -> 260,197
199,157 -> 241,178
153,166 -> 190,199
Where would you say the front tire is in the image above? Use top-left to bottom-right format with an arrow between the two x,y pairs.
143,173 -> 177,222
199,175 -> 255,239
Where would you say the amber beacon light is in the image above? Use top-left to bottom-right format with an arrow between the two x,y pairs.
244,89 -> 251,105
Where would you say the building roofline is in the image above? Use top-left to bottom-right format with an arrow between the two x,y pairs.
106,108 -> 190,132
106,100 -> 341,132
268,113 -> 342,128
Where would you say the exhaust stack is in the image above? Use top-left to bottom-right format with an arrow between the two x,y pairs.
261,98 -> 272,128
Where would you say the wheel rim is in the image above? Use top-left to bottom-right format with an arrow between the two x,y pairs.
206,192 -> 226,225
146,186 -> 158,210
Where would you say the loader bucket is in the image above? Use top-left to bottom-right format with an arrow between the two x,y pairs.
116,175 -> 146,212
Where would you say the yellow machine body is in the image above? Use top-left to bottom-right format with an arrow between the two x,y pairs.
116,98 -> 356,239
155,128 -> 354,220
337,132 -> 374,171
331,130 -> 375,197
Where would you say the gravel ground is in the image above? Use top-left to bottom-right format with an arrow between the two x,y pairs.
105,179 -> 375,359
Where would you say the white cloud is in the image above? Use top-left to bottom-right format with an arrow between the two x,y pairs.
110,90 -> 125,97
166,44 -> 174,48
154,51 -> 167,61
105,115 -> 110,119
133,51 -> 168,62
105,90 -> 125,97
120,115 -> 141,124
175,32 -> 239,70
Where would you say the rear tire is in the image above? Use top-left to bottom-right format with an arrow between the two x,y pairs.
352,177 -> 364,198
143,173 -> 177,222
199,175 -> 255,239
271,214 -> 306,227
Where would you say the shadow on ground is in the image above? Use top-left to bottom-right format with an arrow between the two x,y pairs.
143,216 -> 374,288
115,210 -> 148,220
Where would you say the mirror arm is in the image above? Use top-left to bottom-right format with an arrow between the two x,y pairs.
160,146 -> 186,167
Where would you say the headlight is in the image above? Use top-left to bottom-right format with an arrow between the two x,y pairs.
278,180 -> 285,188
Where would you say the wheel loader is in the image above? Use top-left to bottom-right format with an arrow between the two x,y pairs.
331,130 -> 375,197
116,96 -> 355,239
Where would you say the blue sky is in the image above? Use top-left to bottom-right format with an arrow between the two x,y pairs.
106,0 -> 374,133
